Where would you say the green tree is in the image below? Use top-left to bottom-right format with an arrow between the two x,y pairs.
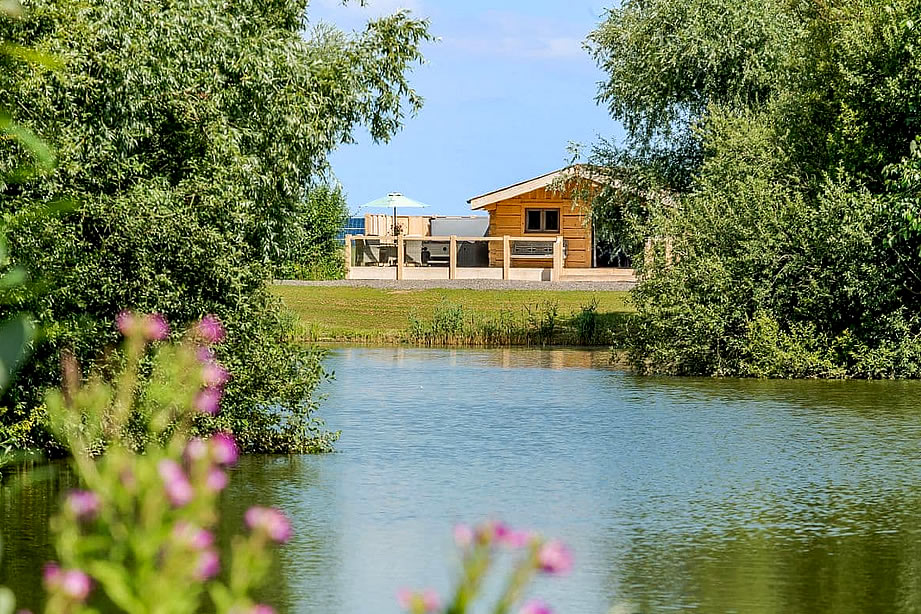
588,0 -> 921,377
0,0 -> 432,449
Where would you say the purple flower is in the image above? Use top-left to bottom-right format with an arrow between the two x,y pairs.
43,564 -> 91,602
205,468 -> 228,493
244,507 -> 292,543
519,599 -> 553,614
210,432 -> 238,466
453,523 -> 474,548
184,438 -> 209,463
196,387 -> 222,415
173,522 -> 214,550
196,346 -> 215,364
195,548 -> 220,580
42,562 -> 61,586
158,460 -> 194,507
115,310 -> 138,336
202,362 -> 230,388
144,313 -> 170,341
196,315 -> 226,344
65,490 -> 100,521
537,540 -> 572,575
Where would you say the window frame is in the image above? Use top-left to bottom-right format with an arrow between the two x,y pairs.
523,208 -> 561,234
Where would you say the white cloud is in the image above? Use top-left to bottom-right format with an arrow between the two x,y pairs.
445,10 -> 588,61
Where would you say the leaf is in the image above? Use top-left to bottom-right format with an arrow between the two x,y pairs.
0,112 -> 55,170
0,43 -> 63,69
86,561 -> 147,614
0,587 -> 15,614
0,315 -> 34,392
0,267 -> 27,290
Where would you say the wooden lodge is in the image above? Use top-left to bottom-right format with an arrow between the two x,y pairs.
343,167 -> 636,283
468,167 -> 594,270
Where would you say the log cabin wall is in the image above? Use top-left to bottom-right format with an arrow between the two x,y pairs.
485,186 -> 591,269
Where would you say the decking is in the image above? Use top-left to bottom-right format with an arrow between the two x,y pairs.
344,235 -> 636,283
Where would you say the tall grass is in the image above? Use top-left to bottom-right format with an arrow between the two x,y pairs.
405,299 -> 624,347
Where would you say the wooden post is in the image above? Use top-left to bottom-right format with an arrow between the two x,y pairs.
449,235 -> 457,280
644,238 -> 654,269
397,235 -> 404,281
344,234 -> 352,280
502,235 -> 511,280
553,236 -> 564,282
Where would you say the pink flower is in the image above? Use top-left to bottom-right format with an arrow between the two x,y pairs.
202,362 -> 230,388
115,311 -> 169,341
144,313 -> 169,341
537,540 -> 572,575
42,562 -> 61,586
497,527 -> 534,549
173,523 -> 214,550
421,589 -> 440,612
43,564 -> 91,602
196,346 -> 215,364
196,387 -> 222,415
65,490 -> 100,521
396,588 -> 440,612
158,460 -> 194,507
244,507 -> 292,543
519,599 -> 553,614
184,438 -> 209,463
453,523 -> 474,548
250,606 -> 275,614
116,310 -> 138,336
196,315 -> 226,344
396,588 -> 414,609
195,548 -> 220,580
210,432 -> 238,465
205,468 -> 228,492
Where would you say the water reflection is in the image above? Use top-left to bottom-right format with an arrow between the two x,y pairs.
3,347 -> 921,613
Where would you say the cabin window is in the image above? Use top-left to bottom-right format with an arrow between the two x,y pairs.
525,209 -> 560,233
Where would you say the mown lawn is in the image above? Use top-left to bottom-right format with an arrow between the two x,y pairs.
272,284 -> 634,343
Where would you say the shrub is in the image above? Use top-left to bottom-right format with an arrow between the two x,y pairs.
0,0 -> 431,450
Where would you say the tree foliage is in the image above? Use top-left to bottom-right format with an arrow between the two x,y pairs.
589,0 -> 921,377
0,0 -> 432,448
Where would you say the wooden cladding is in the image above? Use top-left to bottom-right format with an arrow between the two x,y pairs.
485,186 -> 591,269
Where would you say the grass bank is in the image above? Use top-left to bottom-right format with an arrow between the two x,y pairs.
272,285 -> 634,346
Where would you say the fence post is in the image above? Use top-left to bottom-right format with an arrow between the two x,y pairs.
503,236 -> 511,280
553,236 -> 564,281
397,235 -> 404,281
449,235 -> 457,280
344,234 -> 352,280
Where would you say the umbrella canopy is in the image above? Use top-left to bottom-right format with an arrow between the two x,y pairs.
360,193 -> 429,236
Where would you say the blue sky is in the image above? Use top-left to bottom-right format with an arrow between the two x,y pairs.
309,0 -> 624,216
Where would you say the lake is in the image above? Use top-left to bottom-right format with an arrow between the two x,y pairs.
4,346 -> 921,613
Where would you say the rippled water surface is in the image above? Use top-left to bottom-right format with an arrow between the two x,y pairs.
5,347 -> 921,613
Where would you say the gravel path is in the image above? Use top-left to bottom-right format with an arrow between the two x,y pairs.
275,279 -> 636,291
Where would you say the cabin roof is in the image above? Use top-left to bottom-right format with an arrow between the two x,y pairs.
468,166 -> 599,210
